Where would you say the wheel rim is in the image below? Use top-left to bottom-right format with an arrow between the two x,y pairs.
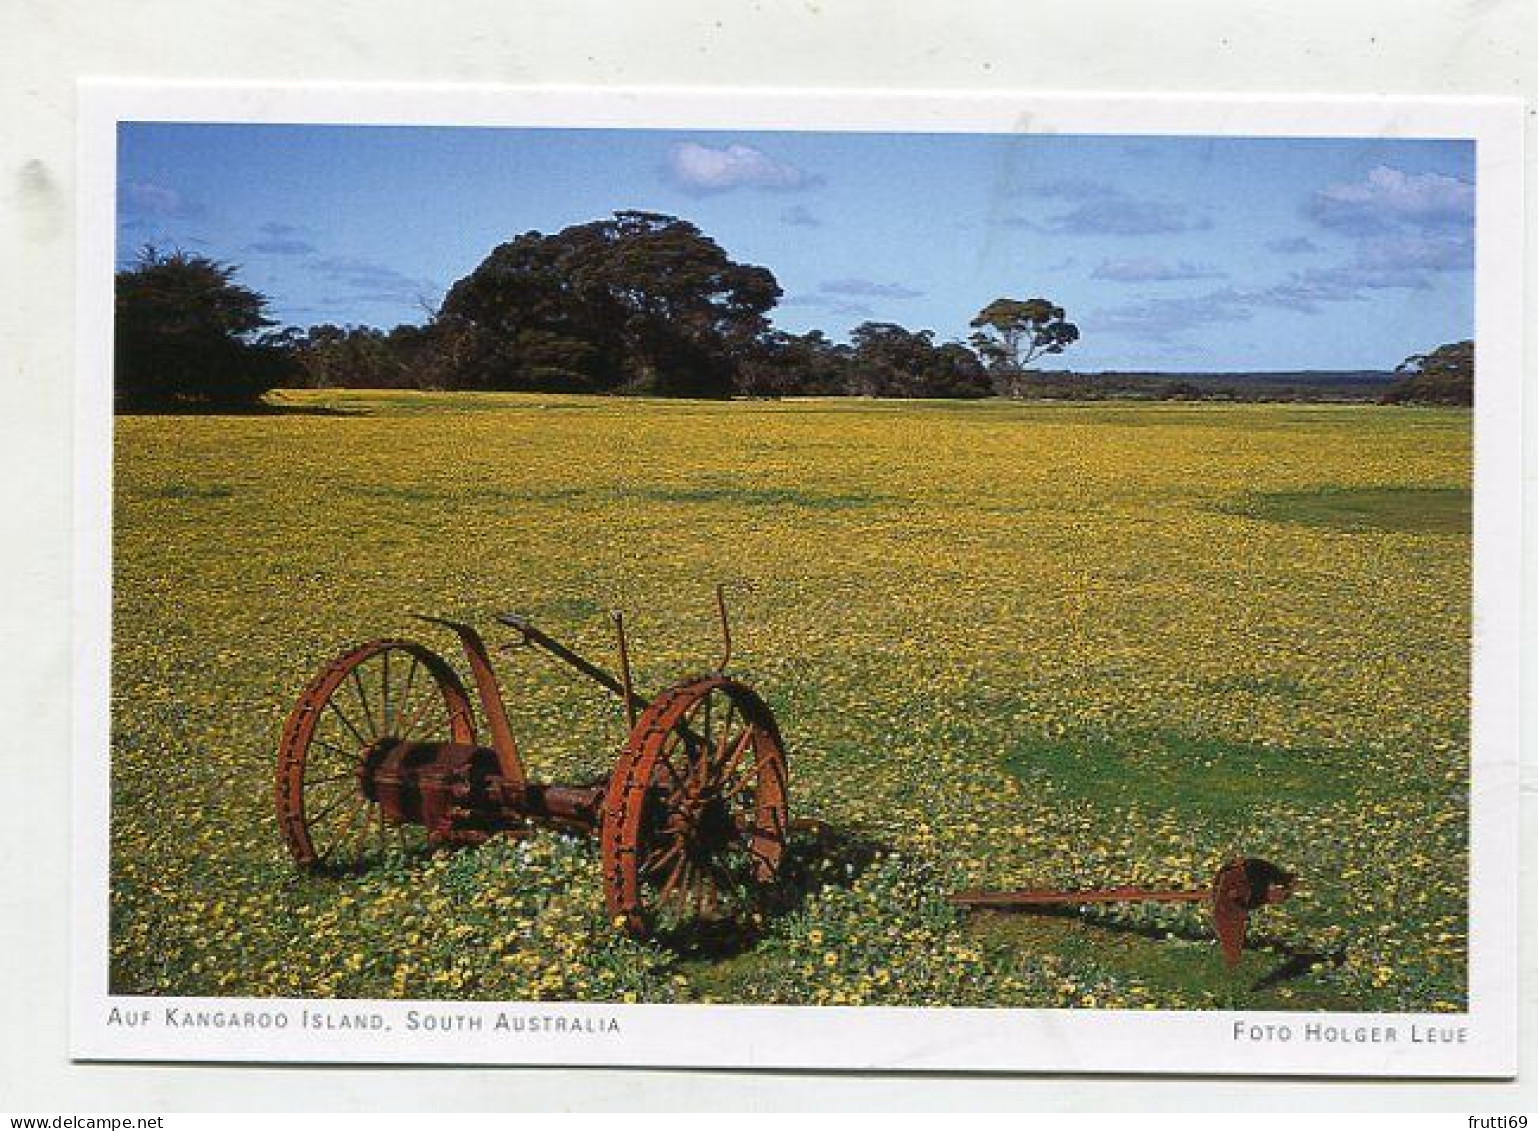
601,675 -> 789,934
276,640 -> 475,873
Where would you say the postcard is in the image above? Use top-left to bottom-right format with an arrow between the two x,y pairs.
72,83 -> 1521,1074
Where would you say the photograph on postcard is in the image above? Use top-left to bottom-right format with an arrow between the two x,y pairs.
75,87 -> 1520,1073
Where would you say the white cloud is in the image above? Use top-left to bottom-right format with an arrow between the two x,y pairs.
819,278 -> 923,299
121,180 -> 202,219
1094,290 -> 1254,340
1002,179 -> 1210,237
665,142 -> 819,194
312,256 -> 435,304
247,221 -> 317,256
1092,258 -> 1224,283
1308,166 -> 1474,234
778,294 -> 872,318
1353,233 -> 1474,272
1096,257 -> 1446,339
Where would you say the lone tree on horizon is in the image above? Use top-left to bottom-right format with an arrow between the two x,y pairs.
969,297 -> 1079,398
115,247 -> 295,410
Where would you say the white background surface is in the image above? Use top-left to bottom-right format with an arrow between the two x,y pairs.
2,0 -> 1534,1112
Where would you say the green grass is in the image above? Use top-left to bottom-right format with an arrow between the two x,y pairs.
961,909 -> 1356,1011
1002,731 -> 1363,819
1233,486 -> 1470,535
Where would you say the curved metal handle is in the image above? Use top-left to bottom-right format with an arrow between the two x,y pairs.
412,614 -> 527,795
714,583 -> 733,672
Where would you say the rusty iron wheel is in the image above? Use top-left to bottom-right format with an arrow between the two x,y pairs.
600,674 -> 789,935
276,640 -> 475,873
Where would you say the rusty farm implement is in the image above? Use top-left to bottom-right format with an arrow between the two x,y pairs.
275,588 -> 789,936
276,587 -> 1297,966
952,856 -> 1299,966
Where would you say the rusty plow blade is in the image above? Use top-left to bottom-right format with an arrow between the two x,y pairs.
951,857 -> 1298,967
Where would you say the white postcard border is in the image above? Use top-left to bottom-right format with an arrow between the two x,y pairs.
72,82 -> 1524,1076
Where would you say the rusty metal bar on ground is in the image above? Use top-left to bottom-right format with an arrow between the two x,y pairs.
951,857 -> 1298,967
953,886 -> 1212,907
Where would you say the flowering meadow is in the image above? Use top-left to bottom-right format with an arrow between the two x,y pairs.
111,391 -> 1470,1010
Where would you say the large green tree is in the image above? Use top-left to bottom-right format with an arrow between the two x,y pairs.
439,211 -> 781,396
114,247 -> 295,410
968,297 -> 1079,397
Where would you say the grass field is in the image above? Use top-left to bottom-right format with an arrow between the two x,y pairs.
111,390 -> 1471,1010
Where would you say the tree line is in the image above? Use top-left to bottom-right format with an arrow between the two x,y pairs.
113,209 -> 1468,410
114,211 -> 1077,410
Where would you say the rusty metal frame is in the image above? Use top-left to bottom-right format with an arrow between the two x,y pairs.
276,589 -> 790,939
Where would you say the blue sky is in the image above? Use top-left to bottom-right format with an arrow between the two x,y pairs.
117,124 -> 1475,372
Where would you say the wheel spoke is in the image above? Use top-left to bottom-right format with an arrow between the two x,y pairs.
710,727 -> 755,791
713,701 -> 738,762
677,699 -> 711,770
393,656 -> 421,738
304,775 -> 357,802
311,736 -> 357,760
307,787 -> 357,826
379,650 -> 392,734
325,699 -> 370,750
642,837 -> 685,875
303,770 -> 356,788
393,676 -> 443,741
658,853 -> 692,907
653,738 -> 687,790
349,667 -> 380,740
